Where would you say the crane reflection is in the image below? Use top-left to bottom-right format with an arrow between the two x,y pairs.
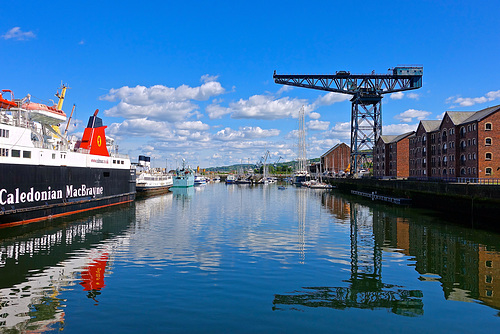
273,194 -> 424,316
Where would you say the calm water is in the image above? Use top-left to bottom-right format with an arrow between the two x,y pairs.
1,183 -> 500,333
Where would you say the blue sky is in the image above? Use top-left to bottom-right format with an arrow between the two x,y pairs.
2,1 -> 499,168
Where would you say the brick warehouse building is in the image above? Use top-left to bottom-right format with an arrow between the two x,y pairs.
373,132 -> 414,178
376,104 -> 500,179
409,120 -> 441,177
320,143 -> 350,175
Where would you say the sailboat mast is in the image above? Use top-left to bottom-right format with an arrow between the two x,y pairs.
298,106 -> 306,172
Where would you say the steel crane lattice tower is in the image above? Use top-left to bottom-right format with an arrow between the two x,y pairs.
273,66 -> 423,175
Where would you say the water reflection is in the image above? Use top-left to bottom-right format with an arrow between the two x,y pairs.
319,191 -> 500,312
0,204 -> 135,332
79,250 -> 109,303
2,184 -> 500,332
274,195 -> 424,316
171,187 -> 195,199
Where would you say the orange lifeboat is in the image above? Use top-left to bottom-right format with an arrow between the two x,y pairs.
0,89 -> 17,109
23,102 -> 67,125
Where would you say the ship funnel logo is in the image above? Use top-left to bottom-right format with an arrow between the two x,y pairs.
97,136 -> 102,147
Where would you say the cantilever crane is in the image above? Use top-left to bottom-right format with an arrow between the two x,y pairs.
273,66 -> 423,174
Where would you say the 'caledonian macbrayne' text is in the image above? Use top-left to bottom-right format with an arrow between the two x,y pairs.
0,185 -> 104,205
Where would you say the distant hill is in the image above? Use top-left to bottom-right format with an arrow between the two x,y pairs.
204,158 -> 320,173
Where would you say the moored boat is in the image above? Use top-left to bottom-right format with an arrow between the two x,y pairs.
308,182 -> 335,189
134,155 -> 173,196
293,170 -> 309,185
194,175 -> 207,186
0,86 -> 135,228
136,171 -> 173,196
225,174 -> 237,184
172,160 -> 195,188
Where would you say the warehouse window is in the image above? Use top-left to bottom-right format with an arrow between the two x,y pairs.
485,123 -> 492,131
486,152 -> 492,160
485,137 -> 492,146
485,168 -> 492,176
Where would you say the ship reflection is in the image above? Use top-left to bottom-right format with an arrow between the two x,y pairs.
171,187 -> 194,199
79,251 -> 109,304
0,204 -> 135,331
274,198 -> 424,316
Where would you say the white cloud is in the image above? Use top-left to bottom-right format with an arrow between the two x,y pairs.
390,92 -> 404,100
1,27 -> 35,40
394,109 -> 431,123
407,93 -> 420,100
206,102 -> 231,119
228,94 -> 311,120
101,81 -> 225,104
309,138 -> 342,156
277,85 -> 293,95
213,126 -> 280,141
436,112 -> 446,120
309,112 -> 321,120
448,90 -> 500,107
101,79 -> 225,122
107,118 -> 211,143
314,92 -> 350,106
382,123 -> 418,135
201,74 -> 219,83
143,145 -> 155,152
322,122 -> 351,140
307,120 -> 330,131
105,101 -> 198,122
285,129 -> 300,140
107,118 -> 173,138
175,121 -> 210,131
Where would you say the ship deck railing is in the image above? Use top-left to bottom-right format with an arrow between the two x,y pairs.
2,108 -> 128,159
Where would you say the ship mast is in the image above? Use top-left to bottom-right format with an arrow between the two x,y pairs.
55,84 -> 68,110
297,106 -> 307,172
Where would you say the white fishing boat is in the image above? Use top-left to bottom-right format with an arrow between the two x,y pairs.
308,181 -> 335,189
194,175 -> 207,186
225,174 -> 237,184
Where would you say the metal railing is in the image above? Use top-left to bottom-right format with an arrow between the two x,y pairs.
407,176 -> 500,185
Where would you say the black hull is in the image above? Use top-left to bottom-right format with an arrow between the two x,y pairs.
136,185 -> 172,197
0,164 -> 136,227
294,175 -> 307,185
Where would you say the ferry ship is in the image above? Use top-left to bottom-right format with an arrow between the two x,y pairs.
0,86 -> 136,228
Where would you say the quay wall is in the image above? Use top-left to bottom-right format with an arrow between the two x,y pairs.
329,178 -> 500,230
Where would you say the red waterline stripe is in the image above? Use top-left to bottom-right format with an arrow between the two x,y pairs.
0,199 -> 134,229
